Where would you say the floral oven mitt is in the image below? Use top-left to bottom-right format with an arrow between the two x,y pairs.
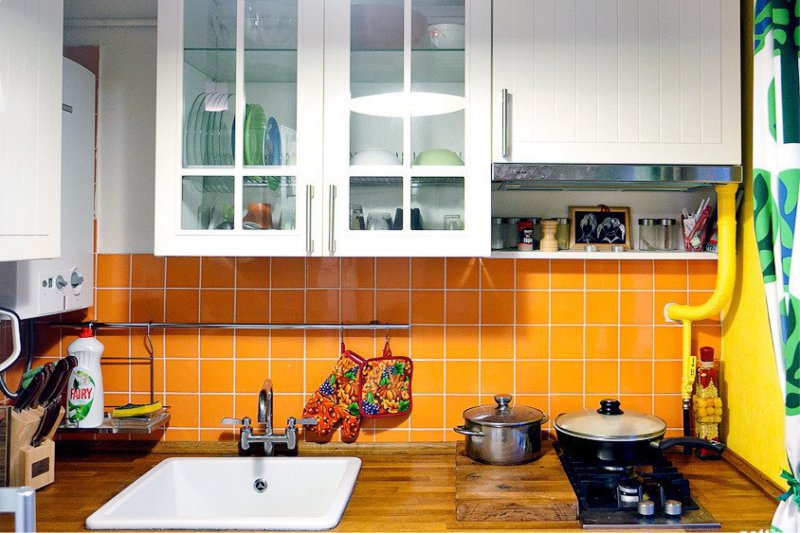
359,352 -> 412,417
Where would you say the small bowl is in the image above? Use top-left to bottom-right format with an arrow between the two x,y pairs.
428,23 -> 465,49
412,149 -> 463,166
351,149 -> 401,166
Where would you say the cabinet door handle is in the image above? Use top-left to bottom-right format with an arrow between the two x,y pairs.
327,185 -> 336,254
501,88 -> 510,158
305,184 -> 314,254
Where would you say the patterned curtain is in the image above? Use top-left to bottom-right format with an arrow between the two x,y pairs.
753,1 -> 800,530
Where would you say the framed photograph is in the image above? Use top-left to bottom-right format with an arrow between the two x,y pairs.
569,206 -> 631,250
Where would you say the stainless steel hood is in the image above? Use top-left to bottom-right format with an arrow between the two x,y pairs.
492,164 -> 742,191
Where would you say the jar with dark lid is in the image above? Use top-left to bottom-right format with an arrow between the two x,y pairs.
505,218 -> 521,249
517,220 -> 534,251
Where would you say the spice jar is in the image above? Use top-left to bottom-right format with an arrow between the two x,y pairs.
491,218 -> 505,250
517,220 -> 534,251
638,219 -> 658,251
692,346 -> 723,457
529,217 -> 542,250
657,219 -> 677,250
555,218 -> 570,250
505,218 -> 521,249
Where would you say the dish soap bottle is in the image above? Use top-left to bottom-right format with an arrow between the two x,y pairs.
67,328 -> 105,428
692,346 -> 722,457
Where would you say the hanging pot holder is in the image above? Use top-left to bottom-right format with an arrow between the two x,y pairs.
358,341 -> 413,418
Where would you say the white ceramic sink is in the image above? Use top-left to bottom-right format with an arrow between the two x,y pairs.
85,456 -> 362,530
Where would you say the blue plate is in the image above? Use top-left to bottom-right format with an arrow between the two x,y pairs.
265,117 -> 281,165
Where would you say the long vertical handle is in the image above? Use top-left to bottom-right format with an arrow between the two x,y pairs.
305,184 -> 314,254
328,185 -> 336,254
501,88 -> 510,158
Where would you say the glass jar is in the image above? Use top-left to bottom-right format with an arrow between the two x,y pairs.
657,218 -> 677,250
505,217 -> 521,249
491,218 -> 505,250
692,346 -> 722,457
638,219 -> 658,251
517,220 -> 533,251
555,217 -> 570,250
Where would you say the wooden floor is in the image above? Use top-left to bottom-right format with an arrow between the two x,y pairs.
31,441 -> 777,532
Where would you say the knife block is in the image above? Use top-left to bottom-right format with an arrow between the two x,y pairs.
8,411 -> 40,487
18,439 -> 55,489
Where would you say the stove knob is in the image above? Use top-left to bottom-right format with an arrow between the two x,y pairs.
637,500 -> 655,517
664,499 -> 683,516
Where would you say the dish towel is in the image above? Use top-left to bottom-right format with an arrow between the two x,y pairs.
302,344 -> 365,443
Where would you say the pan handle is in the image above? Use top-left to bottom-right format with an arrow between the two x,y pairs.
651,436 -> 726,456
453,425 -> 483,437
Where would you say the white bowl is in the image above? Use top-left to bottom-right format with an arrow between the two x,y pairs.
428,23 -> 465,49
351,149 -> 401,166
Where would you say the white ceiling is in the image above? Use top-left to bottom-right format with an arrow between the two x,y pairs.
64,0 -> 157,20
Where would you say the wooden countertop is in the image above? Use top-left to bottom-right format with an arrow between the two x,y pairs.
33,441 -> 777,532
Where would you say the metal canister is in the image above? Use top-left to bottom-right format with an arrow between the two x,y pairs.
491,218 -> 505,250
505,218 -> 521,248
555,218 -> 570,250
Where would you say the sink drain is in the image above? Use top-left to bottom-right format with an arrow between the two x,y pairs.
253,478 -> 267,493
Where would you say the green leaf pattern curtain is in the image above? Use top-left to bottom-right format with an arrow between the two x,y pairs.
753,1 -> 800,530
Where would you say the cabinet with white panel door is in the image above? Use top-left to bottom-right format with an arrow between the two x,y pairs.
492,0 -> 741,165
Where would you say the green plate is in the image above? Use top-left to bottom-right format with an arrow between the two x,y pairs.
244,103 -> 267,166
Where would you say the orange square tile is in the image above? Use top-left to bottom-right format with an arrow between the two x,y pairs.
235,290 -> 269,323
516,326 -> 548,359
200,359 -> 233,393
271,258 -> 306,288
446,258 -> 479,289
342,289 -> 374,323
341,330 -> 374,357
376,290 -> 409,324
481,259 -> 514,289
693,325 -> 721,355
585,326 -> 618,359
307,257 -> 340,288
411,326 -> 444,359
272,394 -> 304,427
551,361 -> 583,393
270,359 -> 304,393
386,328 -> 409,355
129,289 -> 164,323
620,292 -> 653,325
481,361 -> 514,394
306,330 -> 340,358
377,258 -> 410,288
586,260 -> 619,290
411,396 -> 444,428
101,361 -> 130,392
445,395 -> 479,428
201,257 -> 235,288
551,326 -> 583,358
306,289 -> 341,323
167,394 -> 199,427
236,257 -> 270,289
411,290 -> 444,324
96,254 -> 130,288
200,429 -> 235,442
412,429 -> 445,442
200,394 -> 233,427
342,258 -> 374,289
516,260 -> 549,289
164,328 -> 198,358
653,361 -> 682,393
516,291 -> 549,324
654,326 -> 682,359
411,258 -> 444,289
550,395 -> 585,419
618,395 -> 653,414
270,290 -> 304,323
200,290 -> 234,322
96,289 -> 130,322
654,260 -> 687,290
165,289 -> 199,322
373,428 -> 409,443
165,428 -> 199,441
166,257 -> 200,288
481,326 -> 514,359
688,261 -> 717,290
514,361 -> 549,394
445,361 -> 478,393
619,326 -> 653,359
620,261 -> 653,290
131,255 -> 165,288
413,361 -> 444,394
620,361 -> 653,394
551,291 -> 584,324
445,326 -> 478,359
586,361 -> 618,394
551,260 -> 584,289
586,292 -> 618,325
271,330 -> 304,358
132,358 -> 163,392
199,330 -> 234,358
481,291 -> 514,324
33,322 -> 61,357
166,359 -> 199,392
234,330 -> 268,359
374,414 -> 410,430
235,360 -> 268,393
654,291 -> 687,325
305,359 -> 337,392
446,291 -> 479,324
654,395 -> 683,428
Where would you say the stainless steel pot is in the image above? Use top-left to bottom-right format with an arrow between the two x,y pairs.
453,394 -> 548,465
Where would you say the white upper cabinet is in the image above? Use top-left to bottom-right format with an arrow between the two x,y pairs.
0,0 -> 63,261
492,0 -> 741,165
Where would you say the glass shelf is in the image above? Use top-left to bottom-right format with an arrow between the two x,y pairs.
184,49 -> 298,83
350,50 -> 465,84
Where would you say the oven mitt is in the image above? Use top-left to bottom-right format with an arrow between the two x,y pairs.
359,341 -> 413,418
302,344 -> 365,442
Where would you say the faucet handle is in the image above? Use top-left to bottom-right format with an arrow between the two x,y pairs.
287,417 -> 318,429
221,416 -> 252,427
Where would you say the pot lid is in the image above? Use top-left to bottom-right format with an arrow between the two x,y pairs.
463,394 -> 546,427
554,399 -> 666,441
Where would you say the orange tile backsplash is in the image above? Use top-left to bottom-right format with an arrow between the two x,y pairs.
33,255 -> 721,443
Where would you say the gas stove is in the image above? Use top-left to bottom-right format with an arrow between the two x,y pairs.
555,444 -> 720,529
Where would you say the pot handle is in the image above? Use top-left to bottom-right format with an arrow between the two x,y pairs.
453,425 -> 483,437
651,436 -> 726,456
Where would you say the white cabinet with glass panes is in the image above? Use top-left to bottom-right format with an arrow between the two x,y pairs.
322,0 -> 491,256
155,0 -> 324,256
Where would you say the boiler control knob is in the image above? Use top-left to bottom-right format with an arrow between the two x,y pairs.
70,271 -> 84,289
55,275 -> 68,290
664,499 -> 683,517
637,500 -> 655,517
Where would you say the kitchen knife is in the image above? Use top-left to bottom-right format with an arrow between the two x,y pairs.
28,363 -> 54,410
38,357 -> 74,406
14,372 -> 46,412
31,402 -> 60,447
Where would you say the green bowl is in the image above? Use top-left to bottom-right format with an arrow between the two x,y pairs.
412,149 -> 463,166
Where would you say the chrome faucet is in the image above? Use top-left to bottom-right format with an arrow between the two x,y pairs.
222,378 -> 317,456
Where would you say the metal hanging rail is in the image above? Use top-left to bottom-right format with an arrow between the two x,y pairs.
50,321 -> 410,331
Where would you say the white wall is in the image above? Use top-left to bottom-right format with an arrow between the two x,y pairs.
65,25 -> 156,253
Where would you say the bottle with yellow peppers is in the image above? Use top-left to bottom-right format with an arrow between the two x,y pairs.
692,346 -> 723,457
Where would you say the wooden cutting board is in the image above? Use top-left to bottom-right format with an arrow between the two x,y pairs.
455,441 -> 579,522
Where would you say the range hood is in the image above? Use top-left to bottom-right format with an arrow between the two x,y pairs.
492,164 -> 742,191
